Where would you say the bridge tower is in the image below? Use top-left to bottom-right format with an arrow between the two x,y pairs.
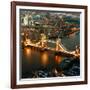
40,33 -> 47,48
55,39 -> 64,51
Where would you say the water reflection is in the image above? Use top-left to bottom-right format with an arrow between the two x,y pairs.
41,51 -> 49,66
55,55 -> 62,64
23,47 -> 63,66
21,47 -> 80,78
24,47 -> 31,57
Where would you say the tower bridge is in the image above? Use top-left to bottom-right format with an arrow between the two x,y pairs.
23,37 -> 80,58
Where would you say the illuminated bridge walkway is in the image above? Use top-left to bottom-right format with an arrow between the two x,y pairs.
23,39 -> 80,58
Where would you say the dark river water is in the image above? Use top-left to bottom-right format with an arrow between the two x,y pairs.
20,31 -> 80,78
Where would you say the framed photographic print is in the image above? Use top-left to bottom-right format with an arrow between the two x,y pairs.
11,1 -> 88,89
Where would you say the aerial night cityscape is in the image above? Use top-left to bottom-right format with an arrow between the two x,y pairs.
19,9 -> 80,79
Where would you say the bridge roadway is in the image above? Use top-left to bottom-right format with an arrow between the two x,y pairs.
24,41 -> 79,58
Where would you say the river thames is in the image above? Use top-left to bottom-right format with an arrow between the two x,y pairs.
20,31 -> 80,78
